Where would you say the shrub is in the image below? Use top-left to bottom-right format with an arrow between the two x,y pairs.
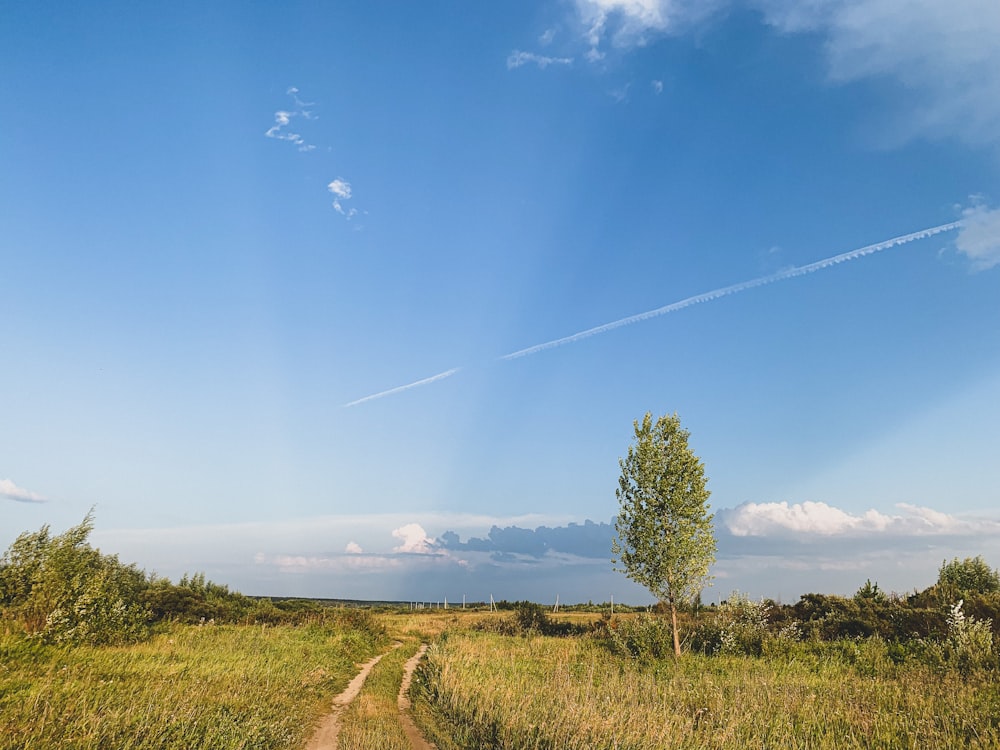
0,511 -> 150,645
602,613 -> 676,659
938,557 -> 1000,595
945,599 -> 995,673
715,592 -> 771,656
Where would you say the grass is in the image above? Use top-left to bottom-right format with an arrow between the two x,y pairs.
412,629 -> 1000,749
0,620 -> 386,750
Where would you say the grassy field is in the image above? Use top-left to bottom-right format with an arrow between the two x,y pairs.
412,626 -> 1000,750
4,608 -> 999,749
0,618 -> 386,750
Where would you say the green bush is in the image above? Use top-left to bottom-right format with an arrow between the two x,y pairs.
602,613 -> 676,659
0,512 -> 150,645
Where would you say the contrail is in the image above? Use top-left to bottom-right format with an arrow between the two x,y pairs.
343,367 -> 460,408
501,221 -> 962,360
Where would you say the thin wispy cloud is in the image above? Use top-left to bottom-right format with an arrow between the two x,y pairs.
758,0 -> 1000,147
576,0 -> 722,60
572,1 -> 1000,148
328,178 -> 358,219
501,221 -> 961,360
343,367 -> 460,408
264,86 -> 317,152
507,50 -> 574,70
1,478 -> 46,503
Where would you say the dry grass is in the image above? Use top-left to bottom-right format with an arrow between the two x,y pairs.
413,630 -> 1000,749
0,621 -> 385,750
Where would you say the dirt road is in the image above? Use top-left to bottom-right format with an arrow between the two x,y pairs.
304,641 -> 435,750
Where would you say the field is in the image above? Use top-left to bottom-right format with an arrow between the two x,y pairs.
2,609 -> 999,749
411,623 -> 1000,749
0,617 -> 386,750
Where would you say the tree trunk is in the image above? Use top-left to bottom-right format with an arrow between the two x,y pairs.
670,597 -> 681,659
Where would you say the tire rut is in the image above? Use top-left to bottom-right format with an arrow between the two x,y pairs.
304,642 -> 402,750
398,643 -> 435,750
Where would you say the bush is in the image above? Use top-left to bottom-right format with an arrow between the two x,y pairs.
0,512 -> 150,645
602,613 -> 676,659
945,599 -> 996,673
938,557 -> 1000,595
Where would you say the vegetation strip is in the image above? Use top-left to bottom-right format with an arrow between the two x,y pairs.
305,642 -> 402,750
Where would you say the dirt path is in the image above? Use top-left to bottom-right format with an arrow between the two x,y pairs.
397,643 -> 435,750
304,642 -> 402,750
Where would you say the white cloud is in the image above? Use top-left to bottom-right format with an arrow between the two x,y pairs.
265,87 -> 317,152
575,0 -> 722,57
539,28 -> 557,45
756,0 -> 1000,147
345,541 -> 363,554
1,478 -> 46,503
956,202 -> 1000,271
507,50 -> 574,70
327,178 -> 359,219
391,523 -> 437,554
719,500 -> 1000,538
651,79 -> 664,94
327,178 -> 352,199
569,1 -> 1000,148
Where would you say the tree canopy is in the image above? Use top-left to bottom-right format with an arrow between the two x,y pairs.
612,412 -> 716,656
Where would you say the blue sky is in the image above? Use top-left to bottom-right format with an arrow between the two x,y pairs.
3,0 -> 1000,604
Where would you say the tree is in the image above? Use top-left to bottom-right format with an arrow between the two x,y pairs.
612,412 -> 716,658
938,556 -> 1000,595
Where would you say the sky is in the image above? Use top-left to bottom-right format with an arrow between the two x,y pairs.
2,0 -> 1000,605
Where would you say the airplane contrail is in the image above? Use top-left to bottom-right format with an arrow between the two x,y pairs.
344,220 -> 962,406
343,367 -> 460,408
500,221 -> 962,360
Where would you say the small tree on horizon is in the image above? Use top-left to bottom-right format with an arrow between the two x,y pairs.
612,412 -> 716,658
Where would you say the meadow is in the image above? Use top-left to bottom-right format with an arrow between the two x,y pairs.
3,607 -> 1000,749
411,624 -> 1000,749
2,512 -> 999,750
0,618 -> 386,750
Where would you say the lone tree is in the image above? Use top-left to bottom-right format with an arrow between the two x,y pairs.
612,412 -> 716,658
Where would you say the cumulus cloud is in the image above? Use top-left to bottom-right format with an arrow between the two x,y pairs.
956,202 -> 1000,271
651,79 -> 664,94
391,523 -> 438,554
345,541 -> 363,554
1,478 -> 46,503
507,50 -> 574,69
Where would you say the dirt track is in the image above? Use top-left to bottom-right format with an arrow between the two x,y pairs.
304,641 -> 435,750
398,644 -> 434,750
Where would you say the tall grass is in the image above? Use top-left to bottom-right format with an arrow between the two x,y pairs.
1,619 -> 386,750
413,630 -> 1000,749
